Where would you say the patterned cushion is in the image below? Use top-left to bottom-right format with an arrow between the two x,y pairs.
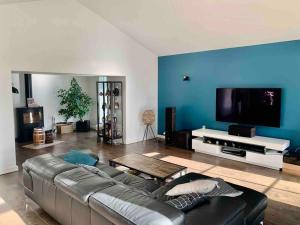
166,193 -> 208,212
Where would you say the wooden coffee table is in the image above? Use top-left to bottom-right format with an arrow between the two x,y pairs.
109,153 -> 187,183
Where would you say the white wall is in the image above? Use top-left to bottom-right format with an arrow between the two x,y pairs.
11,72 -> 26,138
0,6 -> 18,175
0,0 -> 157,174
86,76 -> 100,129
32,74 -> 98,130
12,73 -> 101,135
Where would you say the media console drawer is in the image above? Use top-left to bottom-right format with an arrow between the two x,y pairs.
246,151 -> 283,169
192,138 -> 221,154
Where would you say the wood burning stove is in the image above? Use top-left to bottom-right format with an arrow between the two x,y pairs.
15,73 -> 44,142
16,107 -> 44,142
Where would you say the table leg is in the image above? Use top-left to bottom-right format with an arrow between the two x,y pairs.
109,160 -> 115,167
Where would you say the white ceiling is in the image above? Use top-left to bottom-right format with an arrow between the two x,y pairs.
0,0 -> 39,4
78,0 -> 300,56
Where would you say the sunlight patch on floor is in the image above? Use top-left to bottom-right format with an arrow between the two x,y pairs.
273,179 -> 300,195
266,188 -> 300,208
157,153 -> 300,208
160,155 -> 215,172
207,166 -> 276,186
143,152 -> 161,157
0,197 -> 26,225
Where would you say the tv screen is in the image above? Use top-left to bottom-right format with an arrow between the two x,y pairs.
216,88 -> 282,127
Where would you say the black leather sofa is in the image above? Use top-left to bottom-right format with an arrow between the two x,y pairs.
22,153 -> 267,225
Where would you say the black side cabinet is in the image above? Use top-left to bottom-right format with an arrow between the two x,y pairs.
175,130 -> 193,150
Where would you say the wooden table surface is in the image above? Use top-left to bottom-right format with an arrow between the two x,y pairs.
109,153 -> 187,180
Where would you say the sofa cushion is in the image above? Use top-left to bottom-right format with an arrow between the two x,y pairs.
90,184 -> 185,225
113,173 -> 160,193
54,167 -> 116,205
22,153 -> 77,183
95,162 -> 123,177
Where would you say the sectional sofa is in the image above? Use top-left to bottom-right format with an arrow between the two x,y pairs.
22,153 -> 267,225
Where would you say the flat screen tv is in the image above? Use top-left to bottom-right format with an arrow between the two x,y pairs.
216,88 -> 282,127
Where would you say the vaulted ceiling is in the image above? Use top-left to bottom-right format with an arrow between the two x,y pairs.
2,0 -> 300,55
78,0 -> 300,56
0,0 -> 39,4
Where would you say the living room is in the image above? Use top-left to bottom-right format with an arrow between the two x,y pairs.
1,0 -> 300,225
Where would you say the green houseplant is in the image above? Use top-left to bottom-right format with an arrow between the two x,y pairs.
57,78 -> 93,132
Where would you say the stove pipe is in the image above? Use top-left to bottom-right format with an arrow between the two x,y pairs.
24,74 -> 32,107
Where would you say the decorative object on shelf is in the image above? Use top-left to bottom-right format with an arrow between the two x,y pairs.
183,74 -> 190,81
105,89 -> 111,96
33,128 -> 45,145
57,78 -> 94,132
113,87 -> 119,96
114,102 -> 119,109
27,98 -> 39,107
142,110 -> 157,142
97,81 -> 123,144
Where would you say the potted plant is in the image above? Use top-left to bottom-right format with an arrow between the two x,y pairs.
57,78 -> 93,132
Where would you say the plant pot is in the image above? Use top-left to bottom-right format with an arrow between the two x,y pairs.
76,120 -> 90,132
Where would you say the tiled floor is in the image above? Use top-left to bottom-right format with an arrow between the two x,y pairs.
0,131 -> 299,225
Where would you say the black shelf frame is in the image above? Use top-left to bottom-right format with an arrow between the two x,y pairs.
96,81 -> 123,144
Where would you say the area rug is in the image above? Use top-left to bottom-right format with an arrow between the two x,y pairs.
22,140 -> 64,150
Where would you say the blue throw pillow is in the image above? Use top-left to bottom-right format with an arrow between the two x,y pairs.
63,150 -> 98,166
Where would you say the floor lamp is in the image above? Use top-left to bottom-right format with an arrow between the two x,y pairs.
142,110 -> 157,141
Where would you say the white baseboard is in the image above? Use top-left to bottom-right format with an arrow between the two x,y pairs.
0,165 -> 19,175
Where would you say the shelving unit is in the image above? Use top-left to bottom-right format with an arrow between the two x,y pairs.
96,81 -> 123,144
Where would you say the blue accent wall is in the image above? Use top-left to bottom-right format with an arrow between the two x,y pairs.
158,40 -> 300,147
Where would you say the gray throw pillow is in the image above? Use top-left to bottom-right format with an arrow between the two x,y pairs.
165,179 -> 218,196
79,164 -> 111,178
166,193 -> 208,212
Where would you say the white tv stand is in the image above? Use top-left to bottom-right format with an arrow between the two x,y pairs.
192,128 -> 290,170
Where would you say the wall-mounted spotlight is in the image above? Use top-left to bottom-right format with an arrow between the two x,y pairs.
183,74 -> 190,81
